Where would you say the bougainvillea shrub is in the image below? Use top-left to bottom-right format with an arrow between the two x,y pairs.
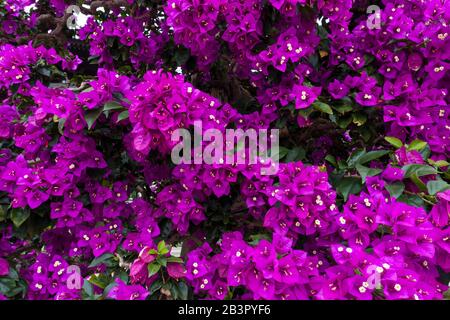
0,0 -> 449,300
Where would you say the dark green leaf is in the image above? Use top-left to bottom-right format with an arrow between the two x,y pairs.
397,194 -> 424,208
410,174 -> 427,192
37,68 -> 51,77
355,164 -> 382,183
88,253 -> 114,268
147,263 -> 161,277
11,209 -> 30,228
175,47 -> 190,65
116,110 -> 129,123
0,206 -> 5,222
419,145 -> 431,160
428,159 -> 450,168
167,257 -> 183,263
407,139 -> 427,152
88,274 -> 110,289
85,108 -> 103,130
313,101 -> 333,114
427,180 -> 450,196
285,147 -> 305,162
357,150 -> 389,165
248,233 -> 271,246
385,182 -> 405,199
57,118 -> 66,135
175,281 -> 189,300
149,279 -> 163,295
83,280 -> 94,297
385,136 -> 403,149
103,101 -> 123,111
336,177 -> 362,201
332,104 -> 353,114
352,113 -> 367,126
270,146 -> 289,161
402,164 -> 437,178
157,240 -> 169,255
156,257 -> 167,267
324,155 -> 337,167
103,281 -> 118,297
336,115 -> 352,129
347,149 -> 366,168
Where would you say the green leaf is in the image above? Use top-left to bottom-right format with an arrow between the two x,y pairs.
410,174 -> 427,192
175,281 -> 189,300
385,182 -> 405,199
435,160 -> 450,167
428,159 -> 450,168
8,268 -> 18,280
0,278 -> 16,295
336,115 -> 352,129
385,136 -> 403,149
284,147 -> 306,162
336,177 -> 362,201
0,206 -> 6,222
444,288 -> 450,300
248,233 -> 271,246
116,110 -> 129,123
352,112 -> 367,126
157,240 -> 166,252
332,103 -> 353,114
37,67 -> 51,77
167,257 -> 183,263
355,164 -> 382,183
270,146 -> 289,161
427,180 -> 450,196
402,164 -> 437,178
313,101 -> 333,114
347,149 -> 366,168
85,108 -> 103,130
297,107 -> 313,119
397,194 -> 424,208
147,263 -> 161,277
81,86 -> 94,93
174,47 -> 190,65
103,101 -> 124,111
324,155 -> 337,167
57,117 -> 66,135
407,139 -> 427,152
149,279 -> 163,295
157,257 -> 167,267
88,274 -> 110,289
83,280 -> 94,297
419,145 -> 431,161
337,160 -> 348,170
88,253 -> 114,268
357,150 -> 389,165
102,281 -> 118,298
157,240 -> 169,255
10,209 -> 30,228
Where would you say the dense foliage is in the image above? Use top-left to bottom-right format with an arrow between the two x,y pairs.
0,0 -> 449,300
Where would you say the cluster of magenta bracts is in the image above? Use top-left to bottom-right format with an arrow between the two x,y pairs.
181,163 -> 449,300
0,0 -> 449,300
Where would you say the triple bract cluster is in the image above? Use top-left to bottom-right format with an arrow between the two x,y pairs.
0,0 -> 449,300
